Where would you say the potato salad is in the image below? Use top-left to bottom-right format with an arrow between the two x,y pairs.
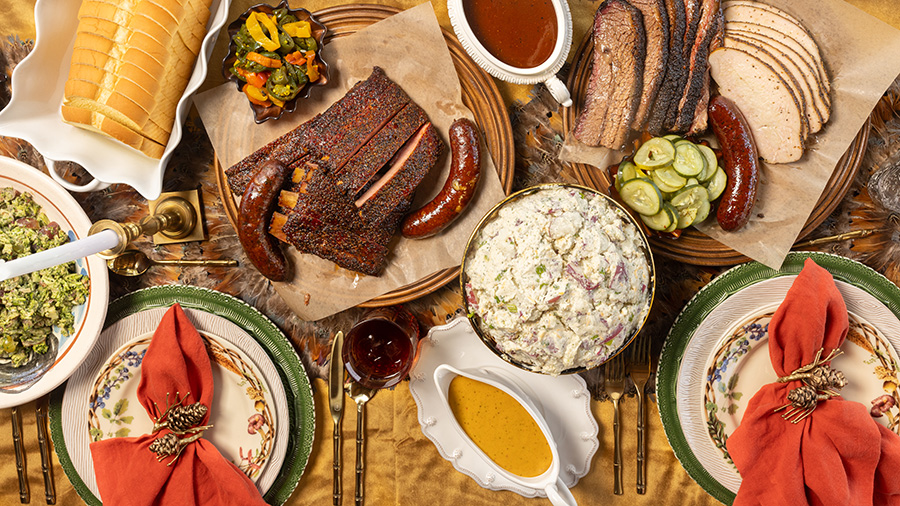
464,187 -> 652,375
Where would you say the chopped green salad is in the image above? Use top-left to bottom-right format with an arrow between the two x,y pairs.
0,187 -> 90,368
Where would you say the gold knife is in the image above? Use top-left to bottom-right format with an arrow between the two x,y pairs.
329,331 -> 345,506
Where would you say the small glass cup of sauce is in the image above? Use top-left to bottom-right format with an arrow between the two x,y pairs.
343,305 -> 421,390
448,0 -> 574,107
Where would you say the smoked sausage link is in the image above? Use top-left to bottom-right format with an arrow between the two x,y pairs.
708,95 -> 760,232
401,118 -> 482,238
238,159 -> 290,281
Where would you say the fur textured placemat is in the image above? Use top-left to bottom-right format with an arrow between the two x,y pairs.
3,37 -> 898,394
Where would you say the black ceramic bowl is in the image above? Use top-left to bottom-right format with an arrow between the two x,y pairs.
223,0 -> 330,123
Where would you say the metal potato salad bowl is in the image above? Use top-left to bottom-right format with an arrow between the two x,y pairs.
460,183 -> 656,376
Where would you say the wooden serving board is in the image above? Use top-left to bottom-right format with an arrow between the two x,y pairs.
215,4 -> 514,307
561,30 -> 870,267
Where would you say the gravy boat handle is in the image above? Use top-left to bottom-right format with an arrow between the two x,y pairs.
545,477 -> 578,506
544,76 -> 572,107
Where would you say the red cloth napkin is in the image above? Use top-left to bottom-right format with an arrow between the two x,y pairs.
726,259 -> 900,506
89,304 -> 268,506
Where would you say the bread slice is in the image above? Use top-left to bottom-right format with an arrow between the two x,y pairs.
62,105 -> 166,158
62,0 -> 212,158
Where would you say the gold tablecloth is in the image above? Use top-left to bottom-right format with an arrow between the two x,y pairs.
2,1 -> 900,505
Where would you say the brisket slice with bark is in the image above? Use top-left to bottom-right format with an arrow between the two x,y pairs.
646,0 -> 685,134
573,0 -> 646,150
674,0 -> 722,133
628,0 -> 670,131
663,0 -> 702,130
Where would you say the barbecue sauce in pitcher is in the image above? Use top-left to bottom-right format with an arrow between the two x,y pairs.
462,0 -> 558,69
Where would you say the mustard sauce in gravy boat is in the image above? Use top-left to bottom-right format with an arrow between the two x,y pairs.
433,364 -> 578,505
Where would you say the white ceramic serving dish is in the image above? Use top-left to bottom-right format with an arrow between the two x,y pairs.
409,317 -> 599,499
433,364 -> 577,506
0,157 -> 109,408
447,0 -> 573,106
0,0 -> 232,199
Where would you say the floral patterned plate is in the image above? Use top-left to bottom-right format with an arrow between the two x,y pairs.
50,286 -> 313,506
658,252 -> 900,504
704,310 -> 900,467
86,330 -> 277,480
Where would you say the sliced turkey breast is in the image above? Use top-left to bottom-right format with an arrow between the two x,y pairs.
709,46 -> 805,163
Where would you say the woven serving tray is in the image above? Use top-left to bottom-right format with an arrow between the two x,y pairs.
215,4 -> 514,307
561,31 -> 870,266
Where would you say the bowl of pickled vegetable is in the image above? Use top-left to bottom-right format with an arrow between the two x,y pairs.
223,1 -> 329,123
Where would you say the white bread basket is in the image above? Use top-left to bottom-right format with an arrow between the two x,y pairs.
0,0 -> 232,199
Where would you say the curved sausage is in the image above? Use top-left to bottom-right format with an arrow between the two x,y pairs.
401,118 -> 481,238
238,159 -> 290,281
708,95 -> 759,232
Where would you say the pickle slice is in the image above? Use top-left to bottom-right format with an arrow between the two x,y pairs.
655,166 -> 687,189
673,141 -> 706,177
634,137 -> 676,169
615,161 -> 638,192
671,185 -> 710,228
620,178 -> 663,216
697,144 -> 718,182
640,202 -> 677,231
651,169 -> 683,193
705,166 -> 727,201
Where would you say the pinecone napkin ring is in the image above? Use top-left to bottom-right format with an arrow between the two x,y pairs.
774,348 -> 848,423
147,392 -> 213,465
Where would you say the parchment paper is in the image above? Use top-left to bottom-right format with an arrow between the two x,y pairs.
194,3 -> 506,320
559,0 -> 900,269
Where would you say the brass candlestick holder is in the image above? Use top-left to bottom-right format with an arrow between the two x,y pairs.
88,190 -> 206,259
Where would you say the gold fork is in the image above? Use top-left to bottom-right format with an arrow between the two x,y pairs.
629,333 -> 652,494
606,353 -> 626,495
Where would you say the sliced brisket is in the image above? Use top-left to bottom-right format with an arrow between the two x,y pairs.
573,0 -> 646,150
572,6 -> 615,146
646,0 -> 685,134
629,0 -> 670,130
674,0 -> 722,132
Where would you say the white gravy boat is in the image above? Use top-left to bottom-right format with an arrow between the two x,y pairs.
433,364 -> 578,506
446,0 -> 574,107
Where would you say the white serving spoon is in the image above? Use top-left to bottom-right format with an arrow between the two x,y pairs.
433,364 -> 578,506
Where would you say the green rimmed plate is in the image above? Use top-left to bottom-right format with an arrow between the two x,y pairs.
657,252 -> 900,504
49,285 -> 315,506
